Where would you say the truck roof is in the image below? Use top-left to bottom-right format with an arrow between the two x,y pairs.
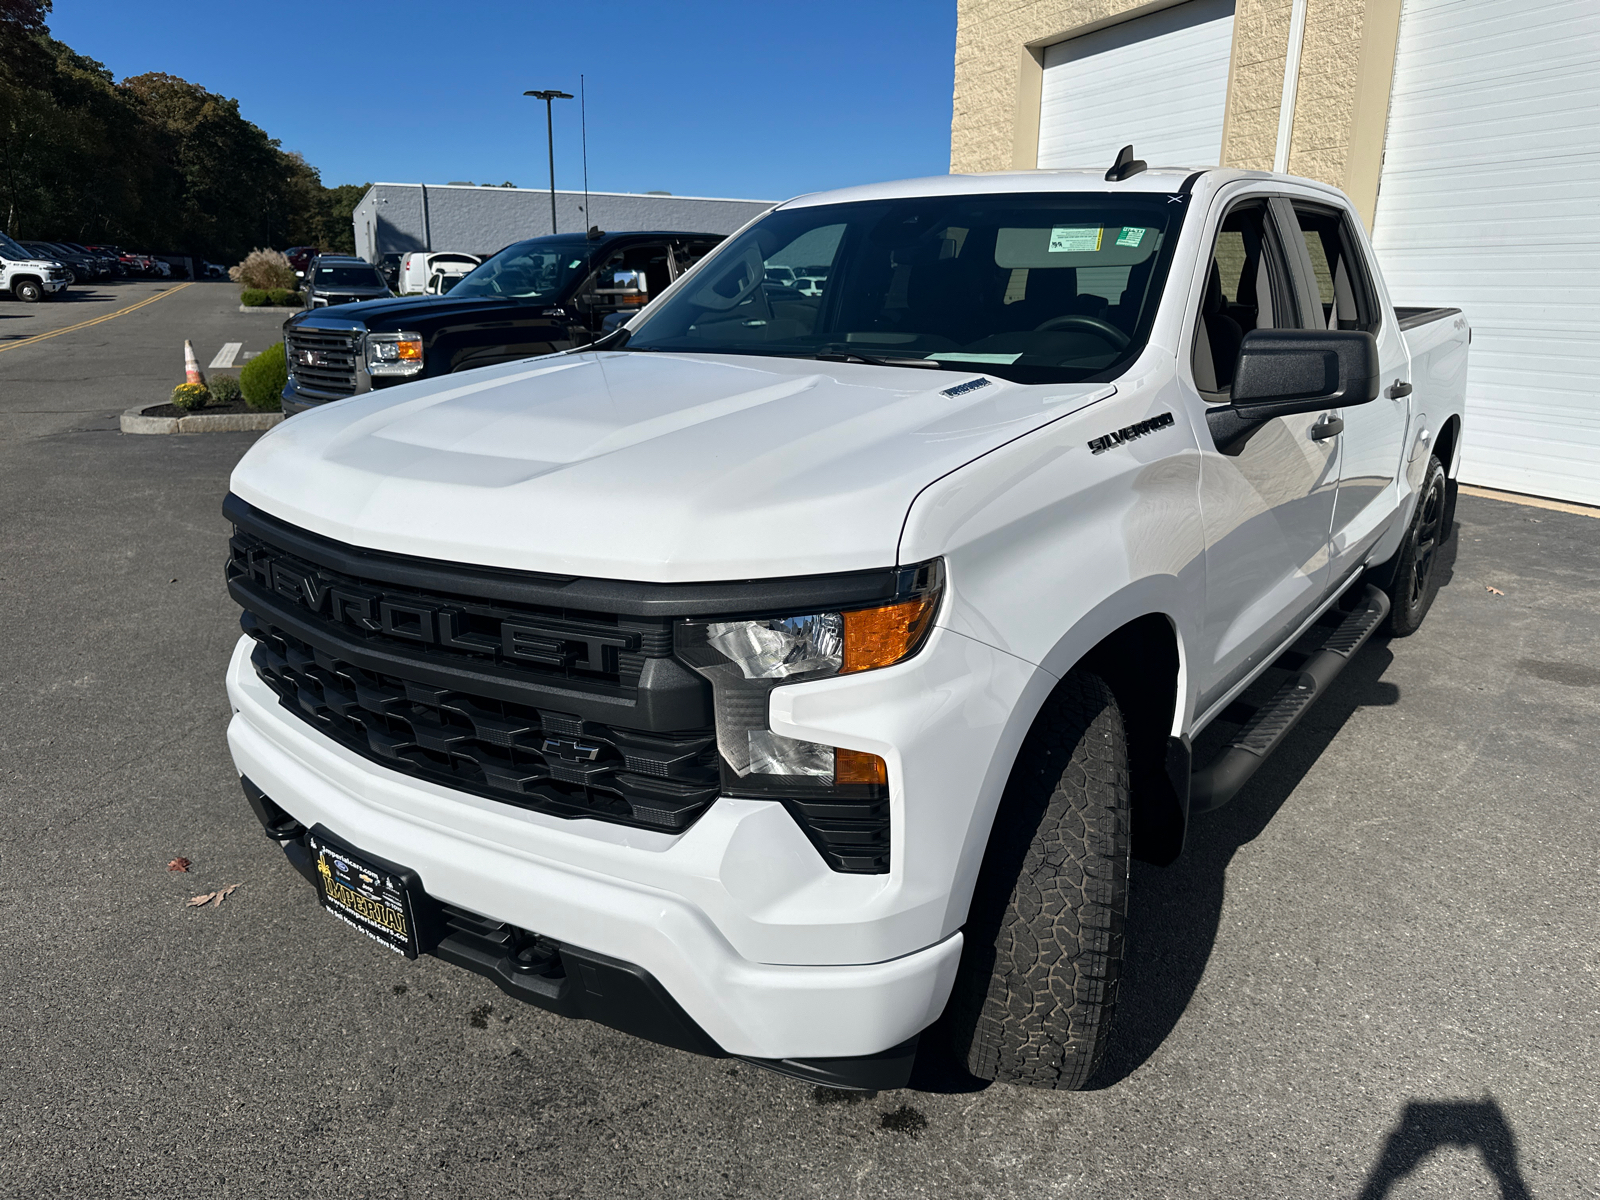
778,167 -> 1350,209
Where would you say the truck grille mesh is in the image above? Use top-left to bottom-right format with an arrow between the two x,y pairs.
244,615 -> 721,830
228,508 -> 891,868
285,327 -> 359,397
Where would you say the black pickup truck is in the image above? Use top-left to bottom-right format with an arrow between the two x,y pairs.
280,230 -> 723,415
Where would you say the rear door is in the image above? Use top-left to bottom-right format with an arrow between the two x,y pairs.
1190,193 -> 1339,716
1282,199 -> 1411,575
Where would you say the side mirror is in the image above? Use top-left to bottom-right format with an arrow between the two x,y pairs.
1209,329 -> 1380,453
1230,329 -> 1380,416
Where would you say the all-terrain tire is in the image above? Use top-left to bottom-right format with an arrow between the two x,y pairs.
1382,454 -> 1448,636
14,278 -> 43,303
947,670 -> 1131,1090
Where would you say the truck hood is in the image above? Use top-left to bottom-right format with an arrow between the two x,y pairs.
292,293 -> 527,330
231,351 -> 1115,581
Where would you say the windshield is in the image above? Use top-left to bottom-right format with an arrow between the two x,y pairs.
316,265 -> 384,288
0,233 -> 34,259
621,193 -> 1186,384
450,239 -> 594,300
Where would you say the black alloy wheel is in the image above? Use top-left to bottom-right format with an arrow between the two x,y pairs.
1384,454 -> 1448,636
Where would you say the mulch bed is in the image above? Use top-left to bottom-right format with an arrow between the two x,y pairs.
144,400 -> 277,418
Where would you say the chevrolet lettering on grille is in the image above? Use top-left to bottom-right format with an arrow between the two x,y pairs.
231,541 -> 639,672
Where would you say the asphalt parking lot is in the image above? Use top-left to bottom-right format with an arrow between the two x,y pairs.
1,283 -> 1597,1198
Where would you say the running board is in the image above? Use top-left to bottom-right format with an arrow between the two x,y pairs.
1190,583 -> 1390,814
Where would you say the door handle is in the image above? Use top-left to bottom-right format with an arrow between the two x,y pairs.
1386,379 -> 1412,399
1310,414 -> 1344,441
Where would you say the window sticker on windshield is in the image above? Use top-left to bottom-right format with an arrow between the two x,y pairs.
568,260 -> 583,268
1115,227 -> 1147,248
1048,226 -> 1103,253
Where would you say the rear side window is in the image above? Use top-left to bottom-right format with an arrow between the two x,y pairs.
1290,203 -> 1379,333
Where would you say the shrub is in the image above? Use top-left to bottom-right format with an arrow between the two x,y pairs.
170,382 -> 210,411
240,288 -> 269,306
210,375 -> 242,404
229,248 -> 296,291
266,288 -> 301,307
240,342 -> 287,411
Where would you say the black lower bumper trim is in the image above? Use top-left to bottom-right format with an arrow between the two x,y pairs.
239,776 -> 921,1090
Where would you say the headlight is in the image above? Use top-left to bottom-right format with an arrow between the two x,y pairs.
677,559 -> 942,792
365,331 -> 424,376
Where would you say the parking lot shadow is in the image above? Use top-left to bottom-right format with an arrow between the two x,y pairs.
1356,1098 -> 1534,1198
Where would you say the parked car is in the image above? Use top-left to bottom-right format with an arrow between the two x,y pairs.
302,254 -> 394,309
279,231 -> 721,414
284,246 -> 327,280
52,241 -> 110,277
0,232 -> 69,301
21,241 -> 91,284
82,245 -> 127,277
376,252 -> 404,292
228,163 -> 1469,1092
398,251 -> 480,295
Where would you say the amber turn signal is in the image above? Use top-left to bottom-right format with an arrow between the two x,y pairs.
840,594 -> 939,674
835,748 -> 888,786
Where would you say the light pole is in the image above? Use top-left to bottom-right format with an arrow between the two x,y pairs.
523,88 -> 573,234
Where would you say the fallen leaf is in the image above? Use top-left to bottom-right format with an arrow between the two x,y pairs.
187,884 -> 240,910
1486,585 -> 1505,596
167,857 -> 191,872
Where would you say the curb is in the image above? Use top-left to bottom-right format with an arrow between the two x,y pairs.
121,402 -> 284,435
238,305 -> 302,314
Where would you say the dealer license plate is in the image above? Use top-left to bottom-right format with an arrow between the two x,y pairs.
307,827 -> 423,959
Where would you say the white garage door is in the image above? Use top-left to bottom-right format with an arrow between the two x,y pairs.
1372,0 -> 1600,505
1037,0 -> 1236,171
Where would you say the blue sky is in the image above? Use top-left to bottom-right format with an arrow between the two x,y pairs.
48,0 -> 958,203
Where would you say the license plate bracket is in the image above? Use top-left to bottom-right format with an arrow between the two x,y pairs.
307,825 -> 425,959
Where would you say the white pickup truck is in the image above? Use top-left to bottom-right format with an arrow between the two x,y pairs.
0,232 -> 70,301
223,158 -> 1468,1092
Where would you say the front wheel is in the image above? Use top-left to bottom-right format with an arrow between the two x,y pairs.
14,279 -> 43,303
947,670 -> 1131,1090
1382,454 -> 1449,636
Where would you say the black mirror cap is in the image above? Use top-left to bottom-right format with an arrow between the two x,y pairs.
1230,329 -> 1380,418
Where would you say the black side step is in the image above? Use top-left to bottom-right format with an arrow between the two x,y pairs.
1190,584 -> 1390,814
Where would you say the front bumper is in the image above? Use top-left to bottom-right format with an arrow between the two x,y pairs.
225,609 -> 1044,1063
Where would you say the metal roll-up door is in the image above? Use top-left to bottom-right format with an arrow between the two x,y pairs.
1037,0 -> 1236,170
1372,0 -> 1600,504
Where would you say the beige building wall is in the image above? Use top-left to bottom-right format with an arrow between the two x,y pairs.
951,0 -> 1404,227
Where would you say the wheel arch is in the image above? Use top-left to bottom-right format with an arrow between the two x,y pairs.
950,588 -> 1191,934
1433,413 -> 1462,480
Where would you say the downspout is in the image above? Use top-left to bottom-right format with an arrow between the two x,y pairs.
419,183 -> 432,251
1274,0 -> 1309,173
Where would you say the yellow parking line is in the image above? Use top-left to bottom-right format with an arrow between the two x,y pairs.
0,282 -> 194,355
1459,484 -> 1599,519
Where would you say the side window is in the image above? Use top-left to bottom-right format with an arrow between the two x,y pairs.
1289,203 -> 1378,332
671,238 -> 720,277
1192,199 -> 1301,395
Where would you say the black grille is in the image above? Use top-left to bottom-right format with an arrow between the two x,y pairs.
245,616 -> 720,830
227,498 -> 894,870
286,327 -> 359,397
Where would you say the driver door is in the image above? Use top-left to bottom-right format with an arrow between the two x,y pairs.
1191,195 -> 1339,716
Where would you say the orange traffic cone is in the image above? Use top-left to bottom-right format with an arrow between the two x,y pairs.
184,339 -> 205,385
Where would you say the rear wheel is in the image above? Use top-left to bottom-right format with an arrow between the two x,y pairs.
1382,454 -> 1448,636
948,670 -> 1131,1090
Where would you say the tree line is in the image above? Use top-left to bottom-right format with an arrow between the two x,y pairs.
0,0 -> 364,260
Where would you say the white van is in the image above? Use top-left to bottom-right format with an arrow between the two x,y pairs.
398,251 -> 480,295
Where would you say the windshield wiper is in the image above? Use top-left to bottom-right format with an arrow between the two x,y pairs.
810,350 -> 946,370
